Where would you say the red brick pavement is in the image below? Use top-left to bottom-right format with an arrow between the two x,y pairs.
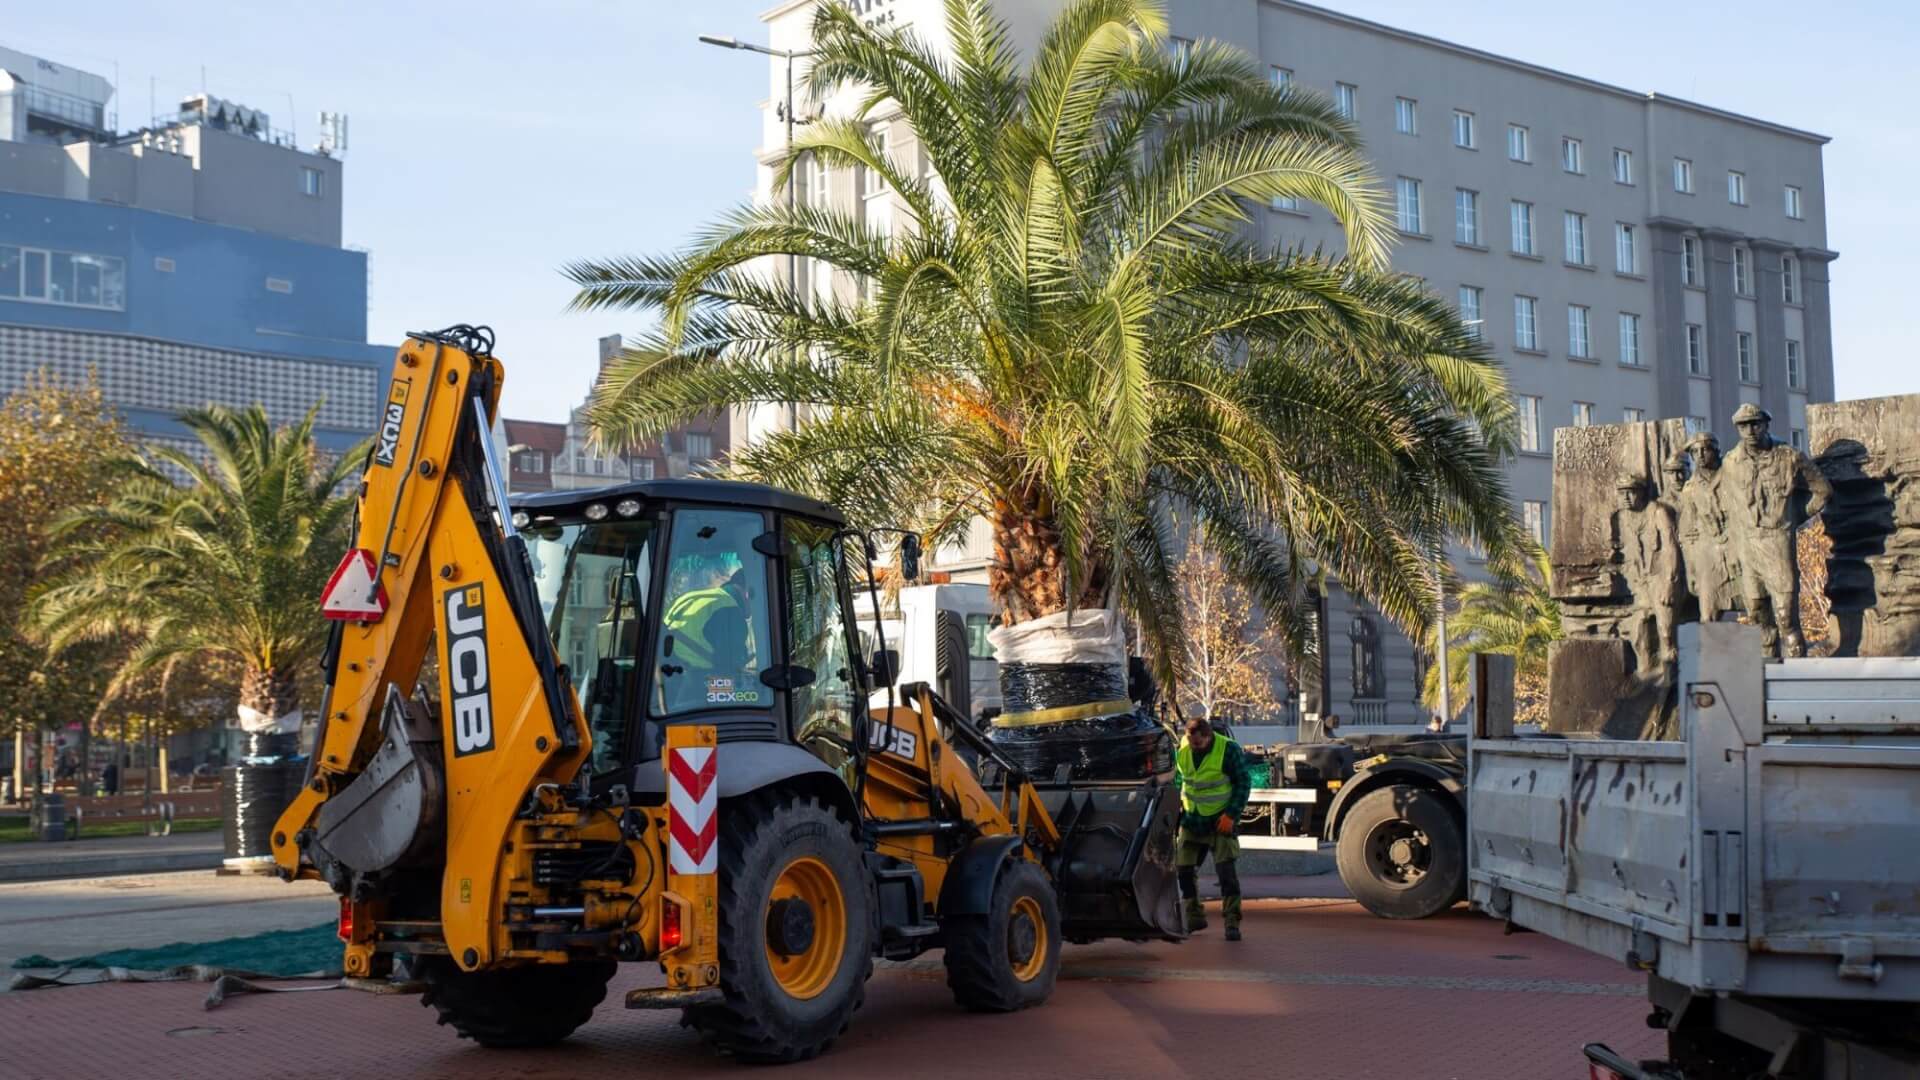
0,898 -> 1661,1080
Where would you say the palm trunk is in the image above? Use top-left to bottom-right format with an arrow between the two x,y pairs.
237,664 -> 302,745
987,500 -> 1109,624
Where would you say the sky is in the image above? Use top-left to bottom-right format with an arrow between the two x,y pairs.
8,0 -> 1915,422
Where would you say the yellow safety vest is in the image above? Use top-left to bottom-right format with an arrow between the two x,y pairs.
663,587 -> 736,667
1177,736 -> 1234,818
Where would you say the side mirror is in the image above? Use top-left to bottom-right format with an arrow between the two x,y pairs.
900,534 -> 922,582
867,648 -> 899,688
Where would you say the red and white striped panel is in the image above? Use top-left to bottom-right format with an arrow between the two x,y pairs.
667,744 -> 717,875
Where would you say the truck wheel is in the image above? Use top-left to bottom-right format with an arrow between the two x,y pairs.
685,792 -> 873,1063
419,957 -> 615,1047
1335,785 -> 1465,920
942,859 -> 1061,1012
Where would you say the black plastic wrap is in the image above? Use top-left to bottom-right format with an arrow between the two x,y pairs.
998,661 -> 1128,716
222,761 -> 302,860
989,708 -> 1173,781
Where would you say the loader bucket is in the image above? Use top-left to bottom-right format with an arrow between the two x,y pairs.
1042,778 -> 1185,943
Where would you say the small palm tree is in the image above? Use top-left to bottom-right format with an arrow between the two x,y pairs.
569,0 -> 1524,675
32,405 -> 362,735
1422,544 -> 1562,720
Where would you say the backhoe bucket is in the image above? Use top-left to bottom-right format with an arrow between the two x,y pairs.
1042,778 -> 1184,943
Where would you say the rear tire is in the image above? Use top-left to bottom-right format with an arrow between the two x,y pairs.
1335,785 -> 1465,920
684,792 -> 873,1063
942,859 -> 1061,1012
419,957 -> 614,1048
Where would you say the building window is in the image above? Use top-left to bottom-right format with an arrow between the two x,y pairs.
1518,395 -> 1542,453
1564,211 -> 1588,264
1682,235 -> 1702,287
1785,184 -> 1804,220
1562,137 -> 1583,174
1270,66 -> 1292,88
1455,189 -> 1479,244
632,457 -> 657,480
1782,255 -> 1801,304
1568,305 -> 1591,358
1786,339 -> 1804,389
1396,177 -> 1423,233
1514,295 -> 1539,351
1727,170 -> 1747,205
1673,157 -> 1694,194
1734,246 -> 1752,294
515,450 -> 545,472
864,126 -> 890,198
1687,416 -> 1710,437
1572,401 -> 1594,427
0,245 -> 126,310
1271,192 -> 1302,213
1615,223 -> 1637,274
1523,500 -> 1547,543
686,432 -> 714,459
1169,36 -> 1194,63
1737,332 -> 1757,382
1395,97 -> 1418,135
1508,124 -> 1529,162
1686,324 -> 1707,376
1791,428 -> 1807,452
299,167 -> 324,197
1458,285 -> 1483,339
1619,313 -> 1642,366
1613,148 -> 1633,185
1624,406 -> 1645,423
1335,82 -> 1356,120
1510,200 -> 1535,255
808,156 -> 831,210
1453,110 -> 1475,148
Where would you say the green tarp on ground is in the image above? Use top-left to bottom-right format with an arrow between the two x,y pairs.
11,922 -> 339,976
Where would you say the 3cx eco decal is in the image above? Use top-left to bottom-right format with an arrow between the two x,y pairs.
705,676 -> 762,705
443,583 -> 494,756
372,380 -> 408,467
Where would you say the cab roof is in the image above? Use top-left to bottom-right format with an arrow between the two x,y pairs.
510,478 -> 847,527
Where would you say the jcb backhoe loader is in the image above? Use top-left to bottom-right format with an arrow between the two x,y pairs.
275,327 -> 1183,1062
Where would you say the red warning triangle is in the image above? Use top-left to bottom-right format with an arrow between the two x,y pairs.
321,548 -> 388,621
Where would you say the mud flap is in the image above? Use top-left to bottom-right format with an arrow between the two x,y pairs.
1043,778 -> 1184,943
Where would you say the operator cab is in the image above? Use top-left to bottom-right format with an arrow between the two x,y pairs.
512,480 -> 867,793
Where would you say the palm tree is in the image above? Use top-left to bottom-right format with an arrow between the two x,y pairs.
31,405 -> 362,738
1421,544 -> 1563,721
568,0 -> 1524,679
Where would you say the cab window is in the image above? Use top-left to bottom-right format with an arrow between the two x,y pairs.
652,508 -> 774,716
525,518 -> 655,774
785,519 -> 857,760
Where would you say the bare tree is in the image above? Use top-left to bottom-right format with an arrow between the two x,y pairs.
1172,538 -> 1285,719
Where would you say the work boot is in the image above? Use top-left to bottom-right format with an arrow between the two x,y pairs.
1221,894 -> 1243,941
1184,898 -> 1208,933
1225,924 -> 1242,942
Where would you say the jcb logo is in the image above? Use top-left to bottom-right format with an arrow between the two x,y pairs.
372,381 -> 408,467
868,722 -> 916,762
444,584 -> 493,756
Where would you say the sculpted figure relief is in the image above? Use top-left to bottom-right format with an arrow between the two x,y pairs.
1611,472 -> 1683,670
1721,404 -> 1832,658
1674,433 -> 1740,620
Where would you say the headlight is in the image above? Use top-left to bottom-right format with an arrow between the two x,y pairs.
509,511 -> 530,529
584,503 -> 609,522
615,498 -> 642,518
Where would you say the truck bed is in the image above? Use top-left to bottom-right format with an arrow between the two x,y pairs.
1468,625 -> 1920,1004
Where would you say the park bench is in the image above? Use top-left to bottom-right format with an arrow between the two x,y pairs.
69,790 -> 221,836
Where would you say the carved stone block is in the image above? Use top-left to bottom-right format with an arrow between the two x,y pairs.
1810,393 -> 1920,658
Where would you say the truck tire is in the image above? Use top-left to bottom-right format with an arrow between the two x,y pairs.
419,957 -> 615,1047
684,791 -> 873,1063
942,859 -> 1061,1012
1335,785 -> 1465,920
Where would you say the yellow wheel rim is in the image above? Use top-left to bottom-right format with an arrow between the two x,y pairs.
764,856 -> 846,1000
1008,895 -> 1048,983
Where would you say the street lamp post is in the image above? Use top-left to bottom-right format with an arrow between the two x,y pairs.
700,34 -> 817,433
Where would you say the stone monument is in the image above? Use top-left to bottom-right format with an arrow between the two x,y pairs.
1673,433 -> 1739,620
1809,394 -> 1920,657
1721,403 -> 1832,659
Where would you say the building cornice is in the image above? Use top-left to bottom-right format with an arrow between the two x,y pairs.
1265,0 -> 1831,145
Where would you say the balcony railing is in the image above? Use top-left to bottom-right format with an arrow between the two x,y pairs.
21,85 -> 110,133
1348,699 -> 1389,726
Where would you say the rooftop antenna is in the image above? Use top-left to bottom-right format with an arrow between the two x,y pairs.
317,111 -> 349,157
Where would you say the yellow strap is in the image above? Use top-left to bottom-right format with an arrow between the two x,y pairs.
992,698 -> 1135,729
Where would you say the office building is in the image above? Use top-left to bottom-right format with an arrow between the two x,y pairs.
0,44 -> 388,457
745,0 -> 1837,726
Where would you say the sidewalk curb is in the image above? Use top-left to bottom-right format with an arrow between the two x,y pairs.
0,850 -> 223,884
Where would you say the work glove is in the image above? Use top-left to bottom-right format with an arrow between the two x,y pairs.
1215,814 -> 1235,836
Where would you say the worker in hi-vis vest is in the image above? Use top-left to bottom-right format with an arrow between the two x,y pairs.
1174,712 -> 1252,940
662,565 -> 754,683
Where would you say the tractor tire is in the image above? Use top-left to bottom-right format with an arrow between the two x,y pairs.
941,859 -> 1062,1012
684,792 -> 873,1063
419,957 -> 614,1048
1335,785 -> 1465,920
